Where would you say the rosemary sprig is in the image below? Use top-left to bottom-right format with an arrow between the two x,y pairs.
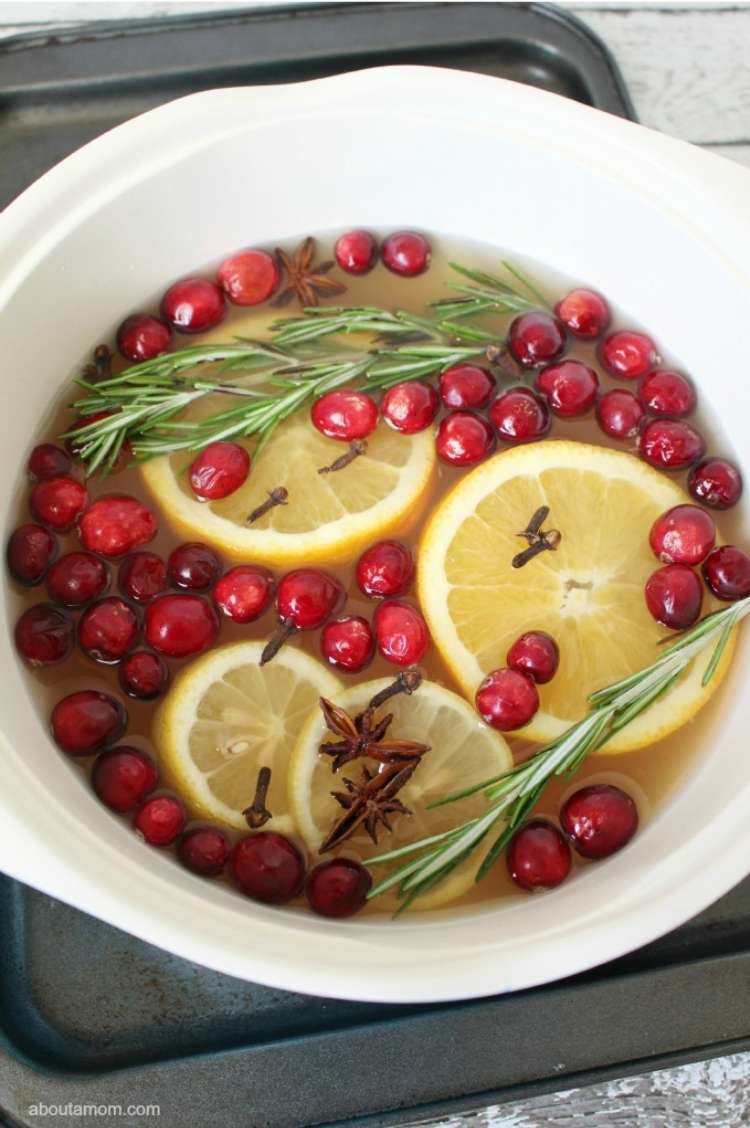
429,259 -> 552,322
367,595 -> 750,906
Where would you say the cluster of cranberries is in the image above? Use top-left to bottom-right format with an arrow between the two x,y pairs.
475,630 -> 560,732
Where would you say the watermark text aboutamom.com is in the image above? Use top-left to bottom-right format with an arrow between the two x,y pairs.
27,1103 -> 160,1119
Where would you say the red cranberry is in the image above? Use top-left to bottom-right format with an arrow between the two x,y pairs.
188,441 -> 250,500
475,667 -> 539,731
689,458 -> 743,510
536,360 -> 599,418
507,631 -> 559,684
356,540 -> 414,599
27,443 -> 72,480
561,784 -> 638,859
276,569 -> 344,632
213,565 -> 275,623
30,475 -> 88,531
599,329 -> 658,379
381,381 -> 439,434
639,419 -> 706,471
436,411 -> 496,466
507,312 -> 566,368
160,277 -> 226,333
217,248 -> 280,305
306,858 -> 372,917
554,288 -> 610,339
120,650 -> 169,699
645,564 -> 703,630
51,690 -> 127,756
334,229 -> 378,275
79,496 -> 157,557
78,597 -> 139,663
507,818 -> 572,890
116,314 -> 172,362
381,231 -> 430,277
92,746 -> 157,812
119,551 -> 167,603
145,594 -> 219,657
7,523 -> 57,585
231,832 -> 305,903
15,603 -> 74,666
311,390 -> 379,442
489,386 -> 551,444
178,826 -> 231,876
320,615 -> 375,673
649,505 -> 716,566
167,542 -> 222,592
596,388 -> 644,440
438,364 -> 496,410
639,369 -> 696,417
703,546 -> 750,602
373,599 -> 429,666
46,552 -> 110,606
134,794 -> 186,846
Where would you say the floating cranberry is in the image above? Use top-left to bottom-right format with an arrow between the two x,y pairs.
507,631 -> 559,685
639,369 -> 696,417
78,596 -> 139,664
30,475 -> 88,531
46,552 -> 110,606
15,603 -> 74,666
119,650 -> 169,700
51,690 -> 127,756
119,551 -> 167,603
595,388 -> 644,440
178,826 -> 231,876
356,540 -> 414,599
311,390 -> 379,442
507,312 -> 566,368
560,784 -> 638,859
507,818 -> 572,891
79,496 -> 158,557
188,441 -> 251,501
167,542 -> 222,592
213,565 -> 275,623
217,248 -> 280,306
475,667 -> 539,731
645,564 -> 703,630
160,277 -> 226,333
649,505 -> 716,566
145,593 -> 219,657
554,288 -> 610,339
116,314 -> 172,362
275,569 -> 344,632
703,546 -> 750,602
689,458 -> 743,510
231,832 -> 306,903
334,230 -> 378,275
320,615 -> 375,673
436,411 -> 496,466
306,858 -> 372,917
599,329 -> 658,380
639,419 -> 706,471
438,364 -> 496,410
7,523 -> 57,585
27,443 -> 72,480
373,599 -> 429,666
134,794 -> 186,847
381,381 -> 439,434
92,746 -> 158,812
381,231 -> 431,277
536,360 -> 599,418
489,386 -> 551,444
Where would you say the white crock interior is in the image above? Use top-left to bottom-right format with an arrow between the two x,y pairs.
0,67 -> 749,1002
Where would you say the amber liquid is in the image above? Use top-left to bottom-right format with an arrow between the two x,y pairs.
8,233 -> 744,917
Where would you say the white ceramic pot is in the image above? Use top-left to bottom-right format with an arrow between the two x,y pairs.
1,67 -> 749,1003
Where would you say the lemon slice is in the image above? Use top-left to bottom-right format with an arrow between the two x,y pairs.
288,677 -> 512,909
418,440 -> 735,752
155,641 -> 341,832
141,413 -> 436,567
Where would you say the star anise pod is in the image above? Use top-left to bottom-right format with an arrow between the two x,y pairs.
318,696 -> 429,773
272,236 -> 347,308
320,760 -> 418,853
